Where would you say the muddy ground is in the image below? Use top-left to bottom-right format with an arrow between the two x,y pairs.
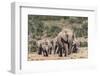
28,47 -> 88,61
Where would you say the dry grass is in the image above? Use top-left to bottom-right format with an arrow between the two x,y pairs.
28,47 -> 88,61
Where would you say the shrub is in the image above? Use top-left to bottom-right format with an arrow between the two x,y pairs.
80,42 -> 88,47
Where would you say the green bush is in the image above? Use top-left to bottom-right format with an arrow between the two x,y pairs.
80,42 -> 88,47
47,26 -> 61,37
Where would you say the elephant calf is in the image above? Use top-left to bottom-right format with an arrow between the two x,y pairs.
51,37 -> 59,54
72,39 -> 80,53
37,38 -> 52,57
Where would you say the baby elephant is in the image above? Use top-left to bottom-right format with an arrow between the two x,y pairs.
37,38 -> 52,57
72,39 -> 80,53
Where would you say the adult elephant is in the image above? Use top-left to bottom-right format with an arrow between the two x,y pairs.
56,29 -> 75,57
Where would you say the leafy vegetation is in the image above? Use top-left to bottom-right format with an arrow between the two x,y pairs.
80,42 -> 88,47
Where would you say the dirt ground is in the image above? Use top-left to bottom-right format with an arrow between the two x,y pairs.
28,47 -> 88,61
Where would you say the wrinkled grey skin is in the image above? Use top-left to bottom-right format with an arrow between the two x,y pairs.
56,29 -> 75,57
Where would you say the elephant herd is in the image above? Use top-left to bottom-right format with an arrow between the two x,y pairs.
36,29 -> 80,57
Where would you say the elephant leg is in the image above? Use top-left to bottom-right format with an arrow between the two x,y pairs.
54,45 -> 57,54
64,43 -> 68,57
68,42 -> 73,55
48,49 -> 51,55
43,49 -> 48,57
54,47 -> 56,54
48,49 -> 50,54
56,46 -> 59,54
45,50 -> 48,57
70,43 -> 73,54
43,50 -> 45,56
49,48 -> 52,54
38,47 -> 42,55
73,44 -> 78,53
71,45 -> 74,53
58,46 -> 63,57
68,43 -> 70,55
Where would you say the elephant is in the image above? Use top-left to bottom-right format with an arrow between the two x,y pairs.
56,29 -> 75,57
44,38 -> 53,55
51,37 -> 59,54
72,39 -> 80,53
37,38 -> 53,56
57,41 -> 69,57
36,39 -> 44,55
41,41 -> 49,56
